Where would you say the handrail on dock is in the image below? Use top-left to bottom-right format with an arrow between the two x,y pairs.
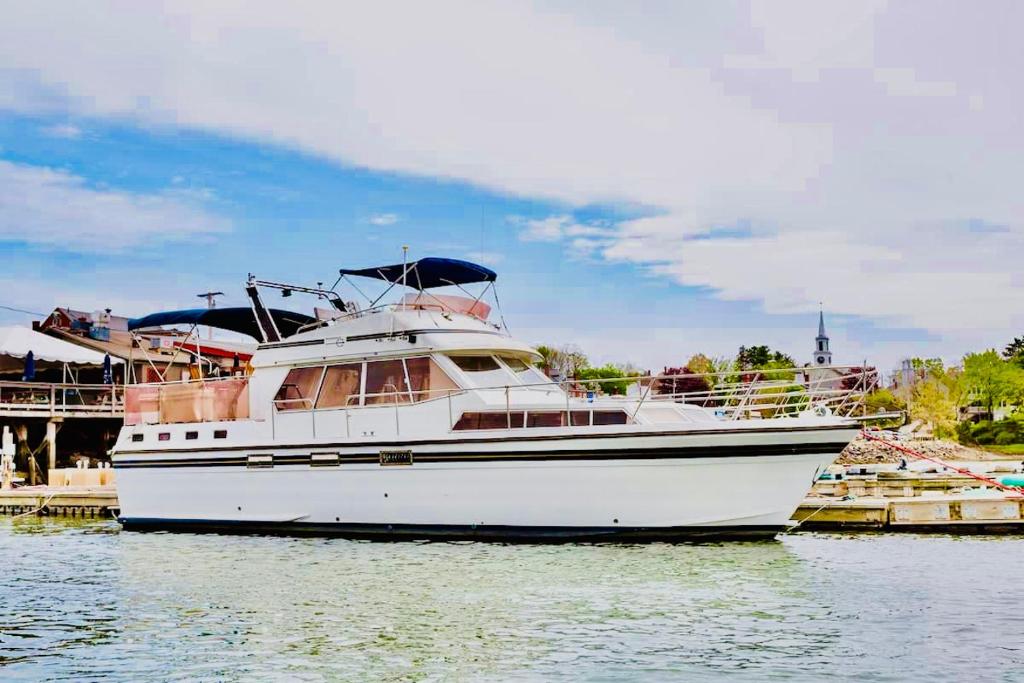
0,380 -> 123,418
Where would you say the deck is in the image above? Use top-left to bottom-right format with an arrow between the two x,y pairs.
0,380 -> 124,419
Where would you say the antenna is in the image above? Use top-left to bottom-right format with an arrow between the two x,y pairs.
197,290 -> 224,340
401,245 -> 409,290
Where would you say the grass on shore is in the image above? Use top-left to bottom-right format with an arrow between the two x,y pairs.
982,444 -> 1024,456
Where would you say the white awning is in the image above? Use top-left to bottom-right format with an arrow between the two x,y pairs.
0,326 -> 123,366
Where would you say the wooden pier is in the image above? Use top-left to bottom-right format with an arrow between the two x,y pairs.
0,380 -> 124,485
793,494 -> 1024,532
0,486 -> 118,518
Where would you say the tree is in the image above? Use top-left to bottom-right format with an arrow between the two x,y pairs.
911,357 -> 946,374
863,388 -> 906,428
735,345 -> 796,381
1006,337 -> 1024,367
960,350 -> 1024,419
655,366 -> 712,401
840,366 -> 879,392
576,364 -> 637,396
534,344 -> 588,379
864,388 -> 906,414
685,353 -> 715,376
911,377 -> 958,438
736,345 -> 795,370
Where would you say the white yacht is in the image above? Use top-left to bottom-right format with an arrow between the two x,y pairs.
111,257 -> 859,541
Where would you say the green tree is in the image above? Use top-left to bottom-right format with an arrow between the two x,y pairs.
911,357 -> 946,374
911,377 -> 958,438
1005,336 -> 1024,367
736,345 -> 795,370
534,344 -> 588,378
735,345 -> 796,382
863,388 -> 906,428
576,363 -> 638,396
864,388 -> 906,414
685,353 -> 715,376
960,350 -> 1024,418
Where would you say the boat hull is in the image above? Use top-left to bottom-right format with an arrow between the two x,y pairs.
114,426 -> 854,542
118,518 -> 784,542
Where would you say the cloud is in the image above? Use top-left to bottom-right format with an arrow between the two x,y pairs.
514,214 -> 616,243
40,123 -> 82,139
0,159 -> 229,251
0,2 -> 1022,356
368,212 -> 399,226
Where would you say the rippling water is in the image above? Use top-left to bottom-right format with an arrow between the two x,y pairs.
1,520 -> 1022,681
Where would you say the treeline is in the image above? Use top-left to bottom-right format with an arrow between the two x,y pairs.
887,341 -> 1024,443
532,343 -> 820,397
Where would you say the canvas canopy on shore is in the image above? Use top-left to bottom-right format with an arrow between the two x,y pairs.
0,326 -> 121,375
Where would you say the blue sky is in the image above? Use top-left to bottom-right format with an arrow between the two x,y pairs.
0,2 -> 1020,373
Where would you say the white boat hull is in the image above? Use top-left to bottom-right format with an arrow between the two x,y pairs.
114,425 -> 854,541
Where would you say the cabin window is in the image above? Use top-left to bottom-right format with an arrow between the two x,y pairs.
274,366 -> 324,411
405,357 -> 459,402
525,411 -> 566,428
592,410 -> 630,425
364,359 -> 410,405
449,355 -> 500,372
498,355 -> 550,385
569,410 -> 591,426
316,363 -> 363,409
447,355 -> 516,389
453,411 -> 525,430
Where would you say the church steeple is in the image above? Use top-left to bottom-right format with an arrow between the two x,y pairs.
814,308 -> 832,366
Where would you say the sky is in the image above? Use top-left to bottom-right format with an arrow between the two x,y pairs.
0,1 -> 1021,374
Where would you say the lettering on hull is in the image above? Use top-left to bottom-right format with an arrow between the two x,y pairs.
379,450 -> 413,466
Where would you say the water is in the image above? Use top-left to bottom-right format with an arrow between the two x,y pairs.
1,521 -> 1021,682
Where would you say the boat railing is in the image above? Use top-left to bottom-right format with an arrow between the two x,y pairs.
540,366 -> 875,420
124,363 -> 875,428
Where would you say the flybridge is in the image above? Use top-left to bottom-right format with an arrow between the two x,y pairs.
126,256 -> 502,344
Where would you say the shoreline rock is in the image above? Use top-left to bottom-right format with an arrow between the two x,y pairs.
837,437 -> 1002,465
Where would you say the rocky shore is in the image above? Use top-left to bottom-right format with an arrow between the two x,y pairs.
837,437 -> 1003,465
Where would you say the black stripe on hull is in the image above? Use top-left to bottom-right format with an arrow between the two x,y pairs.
113,442 -> 850,469
118,518 -> 784,543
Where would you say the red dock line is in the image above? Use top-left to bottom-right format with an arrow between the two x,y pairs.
860,430 -> 1024,498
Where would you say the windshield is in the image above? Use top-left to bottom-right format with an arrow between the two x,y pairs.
447,355 -> 518,389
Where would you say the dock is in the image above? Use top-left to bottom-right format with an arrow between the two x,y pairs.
793,460 -> 1024,532
793,494 -> 1024,532
0,486 -> 118,518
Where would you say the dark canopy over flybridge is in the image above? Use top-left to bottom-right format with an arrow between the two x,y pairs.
339,257 -> 497,289
128,307 -> 316,340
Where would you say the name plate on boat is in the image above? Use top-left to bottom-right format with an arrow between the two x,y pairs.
379,450 -> 413,466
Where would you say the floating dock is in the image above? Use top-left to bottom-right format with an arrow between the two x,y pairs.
793,494 -> 1024,532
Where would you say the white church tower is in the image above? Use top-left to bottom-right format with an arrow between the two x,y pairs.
813,309 -> 832,366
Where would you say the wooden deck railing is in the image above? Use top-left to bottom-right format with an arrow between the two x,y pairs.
0,381 -> 124,418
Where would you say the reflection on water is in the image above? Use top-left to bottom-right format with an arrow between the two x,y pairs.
1,519 -> 1022,681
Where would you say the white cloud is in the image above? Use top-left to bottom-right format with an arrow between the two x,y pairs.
0,160 -> 229,250
0,2 -> 1022,359
514,214 -> 616,243
40,123 -> 82,139
368,212 -> 399,226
